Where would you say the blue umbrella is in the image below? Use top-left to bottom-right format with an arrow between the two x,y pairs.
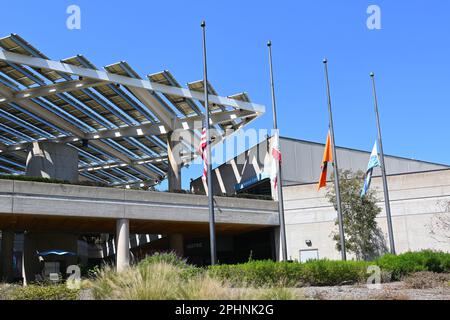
36,250 -> 76,257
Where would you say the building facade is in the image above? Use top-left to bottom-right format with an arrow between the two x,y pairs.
191,136 -> 450,260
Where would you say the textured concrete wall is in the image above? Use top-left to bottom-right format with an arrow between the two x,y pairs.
26,142 -> 78,183
0,180 -> 279,228
283,169 -> 450,261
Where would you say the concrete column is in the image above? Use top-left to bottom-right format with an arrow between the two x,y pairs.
167,131 -> 182,192
169,234 -> 184,257
26,141 -> 79,183
116,219 -> 130,272
1,230 -> 14,282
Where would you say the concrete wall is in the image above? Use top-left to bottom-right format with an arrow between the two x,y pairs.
280,137 -> 448,185
283,169 -> 450,261
191,137 -> 448,195
26,142 -> 79,183
0,180 -> 279,230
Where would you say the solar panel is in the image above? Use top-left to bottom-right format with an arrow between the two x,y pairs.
0,34 -> 263,187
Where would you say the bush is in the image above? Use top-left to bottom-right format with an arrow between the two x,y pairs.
208,250 -> 450,287
138,252 -> 189,269
137,252 -> 203,280
208,259 -> 369,287
8,284 -> 79,300
376,250 -> 450,281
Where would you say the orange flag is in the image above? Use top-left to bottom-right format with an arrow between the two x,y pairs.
318,132 -> 333,190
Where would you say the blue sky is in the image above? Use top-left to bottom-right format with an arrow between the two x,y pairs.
1,0 -> 449,189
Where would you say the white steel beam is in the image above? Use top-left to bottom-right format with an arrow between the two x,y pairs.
0,109 -> 255,153
0,50 -> 265,114
2,78 -> 104,102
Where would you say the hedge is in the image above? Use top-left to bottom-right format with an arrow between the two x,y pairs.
7,284 -> 80,300
208,250 -> 450,287
375,250 -> 450,280
208,259 -> 369,287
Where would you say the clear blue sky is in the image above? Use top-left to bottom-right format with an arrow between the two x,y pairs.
1,1 -> 449,189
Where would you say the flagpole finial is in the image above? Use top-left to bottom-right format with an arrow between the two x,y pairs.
267,40 -> 272,47
201,21 -> 206,27
323,58 -> 328,64
370,72 -> 375,77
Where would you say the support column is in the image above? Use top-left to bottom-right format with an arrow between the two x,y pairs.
167,131 -> 182,192
26,141 -> 79,183
116,219 -> 130,272
1,230 -> 14,283
169,234 -> 184,257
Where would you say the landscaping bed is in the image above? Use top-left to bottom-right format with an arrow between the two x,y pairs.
1,250 -> 449,300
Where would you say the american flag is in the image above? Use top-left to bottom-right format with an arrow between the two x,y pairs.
199,121 -> 208,183
271,132 -> 282,189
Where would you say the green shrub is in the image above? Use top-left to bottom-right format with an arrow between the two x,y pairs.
138,252 -> 188,268
8,284 -> 79,300
208,259 -> 368,287
137,252 -> 203,280
208,250 -> 450,287
376,250 -> 450,280
300,260 -> 368,286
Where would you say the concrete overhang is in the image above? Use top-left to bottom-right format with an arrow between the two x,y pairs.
0,180 -> 279,235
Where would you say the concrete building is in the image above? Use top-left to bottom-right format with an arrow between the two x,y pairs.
0,34 -> 273,282
191,136 -> 450,261
0,33 -> 448,284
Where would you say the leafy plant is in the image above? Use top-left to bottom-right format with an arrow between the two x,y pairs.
8,284 -> 79,300
208,259 -> 369,287
326,170 -> 388,260
376,250 -> 450,280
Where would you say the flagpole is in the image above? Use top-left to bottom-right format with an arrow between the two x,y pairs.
201,21 -> 217,265
323,59 -> 346,261
370,72 -> 396,255
267,41 -> 288,261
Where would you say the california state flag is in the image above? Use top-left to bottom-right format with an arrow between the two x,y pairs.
318,131 -> 333,190
271,130 -> 282,189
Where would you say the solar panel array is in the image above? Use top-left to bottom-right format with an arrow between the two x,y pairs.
0,34 -> 259,187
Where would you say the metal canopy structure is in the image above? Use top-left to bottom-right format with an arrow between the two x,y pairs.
0,34 -> 264,187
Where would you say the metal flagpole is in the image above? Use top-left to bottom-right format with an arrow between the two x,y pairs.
201,21 -> 217,265
323,59 -> 346,261
370,72 -> 396,254
267,41 -> 288,261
